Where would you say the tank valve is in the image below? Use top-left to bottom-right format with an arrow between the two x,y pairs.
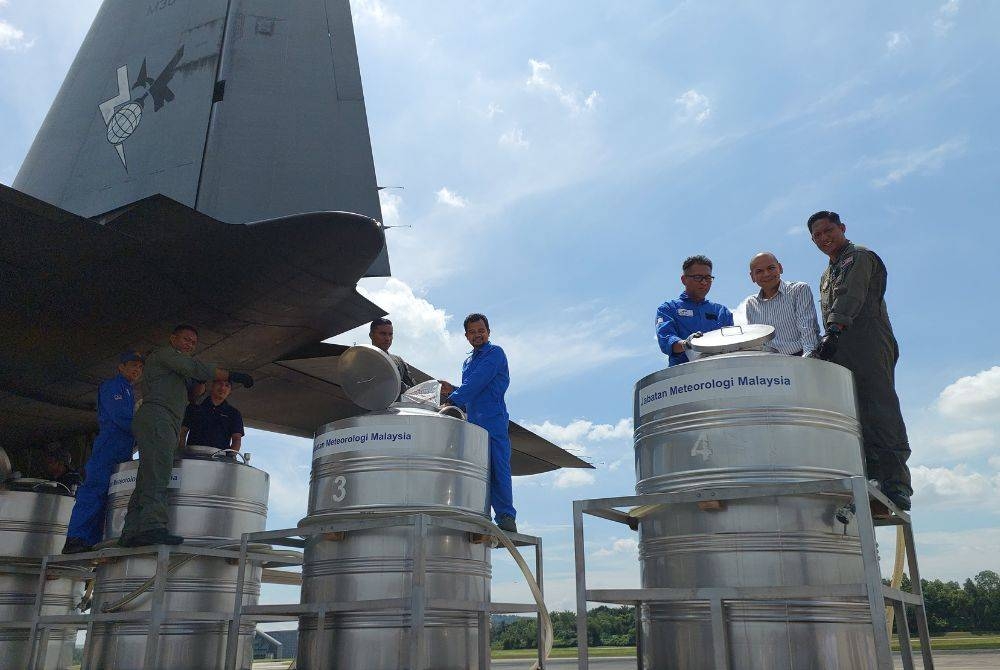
835,503 -> 856,533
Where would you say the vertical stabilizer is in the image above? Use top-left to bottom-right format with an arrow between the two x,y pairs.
13,0 -> 388,276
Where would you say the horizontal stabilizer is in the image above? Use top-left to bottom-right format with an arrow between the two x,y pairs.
254,343 -> 592,475
0,184 -> 385,450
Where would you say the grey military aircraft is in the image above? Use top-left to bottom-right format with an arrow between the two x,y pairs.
0,0 -> 590,477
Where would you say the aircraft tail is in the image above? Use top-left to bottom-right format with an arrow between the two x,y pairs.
13,0 -> 387,275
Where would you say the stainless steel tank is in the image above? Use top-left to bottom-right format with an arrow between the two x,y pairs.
0,480 -> 83,670
298,406 -> 491,670
85,453 -> 269,670
634,342 -> 877,668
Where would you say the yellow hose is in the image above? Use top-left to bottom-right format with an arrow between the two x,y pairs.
886,525 -> 906,636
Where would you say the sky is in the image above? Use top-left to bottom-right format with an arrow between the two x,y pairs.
2,0 -> 1000,616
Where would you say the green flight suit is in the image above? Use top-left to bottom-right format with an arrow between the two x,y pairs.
819,241 -> 911,495
119,346 -> 216,540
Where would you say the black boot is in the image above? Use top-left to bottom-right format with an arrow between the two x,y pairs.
497,515 -> 517,533
119,529 -> 184,547
61,537 -> 93,554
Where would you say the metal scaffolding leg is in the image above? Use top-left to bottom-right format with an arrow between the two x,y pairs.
226,512 -> 546,670
572,476 -> 936,670
27,543 -> 285,670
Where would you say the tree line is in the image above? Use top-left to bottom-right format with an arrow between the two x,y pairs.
491,570 -> 1000,650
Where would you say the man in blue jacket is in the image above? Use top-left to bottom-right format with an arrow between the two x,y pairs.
62,352 -> 144,553
439,314 -> 517,534
656,255 -> 734,365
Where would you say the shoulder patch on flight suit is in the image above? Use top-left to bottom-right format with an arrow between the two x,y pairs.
705,313 -> 718,320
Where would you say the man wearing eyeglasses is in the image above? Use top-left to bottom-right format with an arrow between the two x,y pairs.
806,211 -> 911,511
656,255 -> 734,366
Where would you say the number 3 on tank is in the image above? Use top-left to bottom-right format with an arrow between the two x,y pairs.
331,475 -> 347,502
691,435 -> 712,461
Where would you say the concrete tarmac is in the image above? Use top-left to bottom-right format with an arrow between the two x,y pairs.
491,649 -> 1000,669
254,650 -> 998,669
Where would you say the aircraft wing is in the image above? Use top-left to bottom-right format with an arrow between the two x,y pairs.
250,343 -> 593,475
0,184 -> 385,450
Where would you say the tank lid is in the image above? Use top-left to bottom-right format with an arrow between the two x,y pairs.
337,345 -> 401,411
689,324 -> 775,354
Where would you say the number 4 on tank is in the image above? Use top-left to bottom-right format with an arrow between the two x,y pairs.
691,435 -> 712,461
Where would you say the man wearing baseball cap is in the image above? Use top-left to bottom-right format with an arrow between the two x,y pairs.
62,351 -> 145,554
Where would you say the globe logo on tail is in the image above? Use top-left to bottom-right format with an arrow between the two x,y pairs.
98,46 -> 184,171
106,102 -> 143,147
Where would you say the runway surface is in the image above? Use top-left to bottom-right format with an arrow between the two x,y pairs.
491,649 -> 999,669
253,649 -> 997,669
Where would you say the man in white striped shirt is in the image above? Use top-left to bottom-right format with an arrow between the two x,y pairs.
745,252 -> 821,356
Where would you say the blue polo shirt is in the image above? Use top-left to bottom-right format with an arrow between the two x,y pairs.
182,397 -> 245,450
448,342 -> 510,429
656,292 -> 734,366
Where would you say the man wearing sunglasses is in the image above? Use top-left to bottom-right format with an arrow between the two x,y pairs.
656,255 -> 734,366
807,210 -> 911,511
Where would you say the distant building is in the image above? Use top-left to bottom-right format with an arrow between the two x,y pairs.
253,628 -> 298,660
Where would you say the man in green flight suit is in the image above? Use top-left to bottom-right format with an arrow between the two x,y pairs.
119,324 -> 254,547
807,211 -> 912,510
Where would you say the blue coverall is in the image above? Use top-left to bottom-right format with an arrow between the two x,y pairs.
655,292 -> 734,366
448,342 -> 516,521
66,374 -> 136,545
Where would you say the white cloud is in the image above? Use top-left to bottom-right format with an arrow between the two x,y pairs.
485,102 -> 503,119
0,19 -> 32,51
529,419 -> 594,444
885,31 -> 910,53
732,296 -> 750,326
934,0 -> 960,36
593,537 -> 638,557
914,527 -> 1000,582
352,0 -> 402,30
939,429 -> 995,458
525,58 -> 599,114
378,190 -> 403,228
675,89 -> 711,124
553,468 -> 597,489
786,225 -> 806,236
435,186 -> 468,208
587,418 -> 633,441
911,464 -> 1000,512
332,278 -> 641,391
937,366 -> 1000,420
499,127 -> 529,148
864,136 -> 967,188
526,418 -> 633,444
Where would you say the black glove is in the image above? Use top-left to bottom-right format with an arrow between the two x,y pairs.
229,372 -> 254,388
809,327 -> 841,361
682,331 -> 704,349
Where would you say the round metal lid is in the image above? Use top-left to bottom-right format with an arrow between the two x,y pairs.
689,324 -> 775,354
338,345 -> 402,411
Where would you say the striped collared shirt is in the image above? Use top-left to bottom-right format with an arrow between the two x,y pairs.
745,280 -> 821,356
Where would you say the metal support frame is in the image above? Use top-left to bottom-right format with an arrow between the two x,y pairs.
225,513 -> 546,670
572,476 -> 934,670
25,543 -> 292,670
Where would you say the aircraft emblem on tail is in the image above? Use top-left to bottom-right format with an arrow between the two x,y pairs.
98,46 -> 184,171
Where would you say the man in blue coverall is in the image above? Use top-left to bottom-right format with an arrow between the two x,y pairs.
61,352 -> 144,554
439,313 -> 517,534
656,254 -> 734,365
